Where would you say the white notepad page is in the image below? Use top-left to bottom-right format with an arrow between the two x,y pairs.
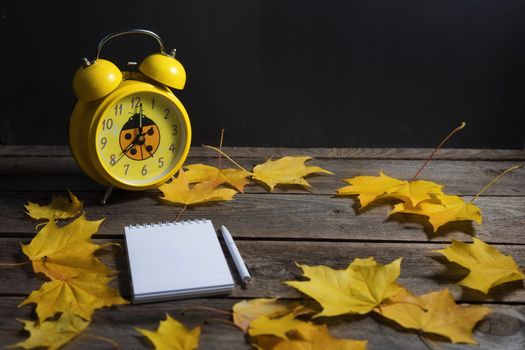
125,219 -> 234,302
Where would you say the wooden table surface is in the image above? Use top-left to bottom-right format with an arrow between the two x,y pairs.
0,146 -> 524,349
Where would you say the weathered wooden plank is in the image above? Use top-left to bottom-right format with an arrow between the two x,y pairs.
1,192 -> 523,244
0,240 -> 523,302
0,296 -> 523,350
1,146 -> 523,349
1,145 -> 525,160
1,157 -> 524,195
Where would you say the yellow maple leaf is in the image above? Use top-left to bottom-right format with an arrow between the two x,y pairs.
233,298 -> 310,332
184,164 -> 251,192
24,191 -> 83,221
19,272 -> 128,321
21,214 -> 112,281
249,313 -> 306,340
391,193 -> 482,232
377,289 -> 491,344
386,180 -> 444,207
252,156 -> 333,191
285,257 -> 405,316
8,311 -> 90,350
434,238 -> 525,293
337,172 -> 405,207
336,172 -> 443,208
289,323 -> 367,350
250,316 -> 367,350
136,314 -> 201,350
159,169 -> 237,206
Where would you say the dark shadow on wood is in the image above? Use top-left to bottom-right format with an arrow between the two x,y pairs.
433,220 -> 476,239
317,313 -> 369,328
137,335 -> 153,349
251,180 -> 315,194
428,255 -> 470,284
7,248 -> 36,281
332,195 -> 400,216
100,242 -> 131,298
385,212 -> 429,234
429,255 -> 525,301
370,311 -> 479,346
387,213 -> 476,239
461,280 -> 525,302
219,240 -> 247,289
359,198 -> 397,215
83,189 -> 157,207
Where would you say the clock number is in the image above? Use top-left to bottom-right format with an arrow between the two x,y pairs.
164,108 -> 170,119
172,124 -> 178,135
131,96 -> 142,109
169,143 -> 176,153
114,104 -> 122,116
141,165 -> 148,176
151,98 -> 155,110
102,118 -> 113,130
109,154 -> 116,166
100,137 -> 107,149
158,157 -> 164,168
123,164 -> 130,175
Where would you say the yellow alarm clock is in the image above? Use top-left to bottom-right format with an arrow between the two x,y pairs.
69,29 -> 191,199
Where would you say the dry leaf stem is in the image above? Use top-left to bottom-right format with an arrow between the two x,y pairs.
381,300 -> 427,312
81,333 -> 121,349
412,122 -> 466,180
99,242 -> 123,253
218,128 -> 225,169
204,318 -> 238,328
0,261 -> 29,267
418,332 -> 442,350
471,165 -> 522,202
175,204 -> 188,222
202,145 -> 250,173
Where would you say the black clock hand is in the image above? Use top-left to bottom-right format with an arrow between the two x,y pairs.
138,103 -> 144,135
143,144 -> 155,158
112,136 -> 139,166
112,145 -> 133,166
141,126 -> 156,158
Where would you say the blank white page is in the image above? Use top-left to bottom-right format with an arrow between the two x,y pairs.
125,220 -> 234,299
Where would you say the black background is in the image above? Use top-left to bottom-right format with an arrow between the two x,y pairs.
1,1 -> 524,148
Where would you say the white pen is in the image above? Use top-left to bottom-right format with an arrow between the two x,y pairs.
221,225 -> 252,284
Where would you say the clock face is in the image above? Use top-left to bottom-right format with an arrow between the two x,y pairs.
95,91 -> 186,186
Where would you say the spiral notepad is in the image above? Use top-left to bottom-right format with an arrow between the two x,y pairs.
124,219 -> 234,303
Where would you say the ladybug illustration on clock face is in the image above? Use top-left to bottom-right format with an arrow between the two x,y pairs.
119,106 -> 161,161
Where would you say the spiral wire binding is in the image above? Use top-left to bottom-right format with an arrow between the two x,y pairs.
125,218 -> 208,230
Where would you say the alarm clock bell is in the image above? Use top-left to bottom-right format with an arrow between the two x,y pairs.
73,59 -> 122,102
72,29 -> 186,102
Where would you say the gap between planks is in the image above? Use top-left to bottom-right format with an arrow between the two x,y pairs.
1,234 -> 525,247
0,294 -> 522,306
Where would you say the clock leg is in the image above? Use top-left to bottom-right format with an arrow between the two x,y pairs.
100,184 -> 114,205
